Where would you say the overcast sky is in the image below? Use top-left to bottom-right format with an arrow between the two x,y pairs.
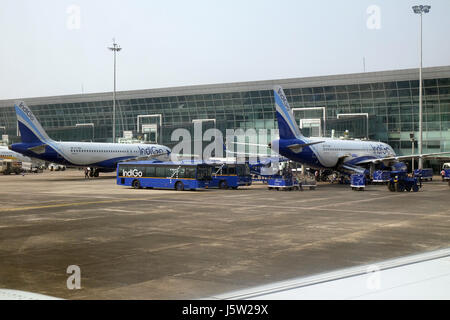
1,0 -> 449,100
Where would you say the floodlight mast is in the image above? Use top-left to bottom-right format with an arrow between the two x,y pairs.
108,39 -> 122,143
412,5 -> 430,170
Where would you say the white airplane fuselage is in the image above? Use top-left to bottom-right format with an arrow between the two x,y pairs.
0,146 -> 31,162
272,137 -> 396,170
11,141 -> 171,169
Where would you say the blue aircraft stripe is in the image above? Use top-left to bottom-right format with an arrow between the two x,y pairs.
15,106 -> 49,143
273,92 -> 301,139
15,105 -> 70,161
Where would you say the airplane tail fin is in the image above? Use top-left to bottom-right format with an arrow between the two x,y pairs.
273,86 -> 305,140
14,101 -> 52,143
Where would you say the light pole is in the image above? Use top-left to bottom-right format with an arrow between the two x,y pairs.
108,39 -> 122,143
412,5 -> 430,170
410,132 -> 416,173
0,126 -> 5,145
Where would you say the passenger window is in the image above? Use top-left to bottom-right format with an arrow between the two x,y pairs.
146,167 -> 155,177
156,167 -> 166,177
186,168 -> 196,178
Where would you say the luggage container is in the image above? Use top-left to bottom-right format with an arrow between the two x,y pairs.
372,170 -> 390,183
414,168 -> 433,181
350,174 -> 366,191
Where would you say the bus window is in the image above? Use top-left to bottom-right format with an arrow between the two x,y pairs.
186,167 -> 196,178
155,167 -> 166,177
237,164 -> 250,176
228,166 -> 236,175
178,167 -> 186,178
146,166 -> 155,177
214,165 -> 222,175
197,166 -> 212,181
168,166 -> 179,178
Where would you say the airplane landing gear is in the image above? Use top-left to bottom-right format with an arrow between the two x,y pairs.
88,168 -> 100,178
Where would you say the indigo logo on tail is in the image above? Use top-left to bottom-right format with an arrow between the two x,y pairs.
18,102 -> 35,121
277,87 -> 290,111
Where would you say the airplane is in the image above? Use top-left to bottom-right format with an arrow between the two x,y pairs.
0,145 -> 31,162
269,86 -> 449,175
9,101 -> 171,177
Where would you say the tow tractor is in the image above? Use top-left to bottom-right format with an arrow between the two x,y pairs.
387,163 -> 421,192
267,174 -> 300,191
267,162 -> 316,191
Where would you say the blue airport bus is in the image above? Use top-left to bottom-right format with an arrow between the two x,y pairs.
117,161 -> 212,191
209,162 -> 252,189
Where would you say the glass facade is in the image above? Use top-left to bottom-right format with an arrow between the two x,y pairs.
1,67 -> 450,159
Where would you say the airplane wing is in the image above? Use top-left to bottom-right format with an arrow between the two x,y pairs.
354,151 -> 450,165
210,248 -> 450,300
0,289 -> 61,300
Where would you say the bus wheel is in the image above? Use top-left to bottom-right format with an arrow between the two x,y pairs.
175,181 -> 184,191
219,180 -> 228,189
132,179 -> 141,189
387,182 -> 395,192
94,170 -> 99,177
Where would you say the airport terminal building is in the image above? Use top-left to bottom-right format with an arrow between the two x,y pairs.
1,66 -> 450,159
